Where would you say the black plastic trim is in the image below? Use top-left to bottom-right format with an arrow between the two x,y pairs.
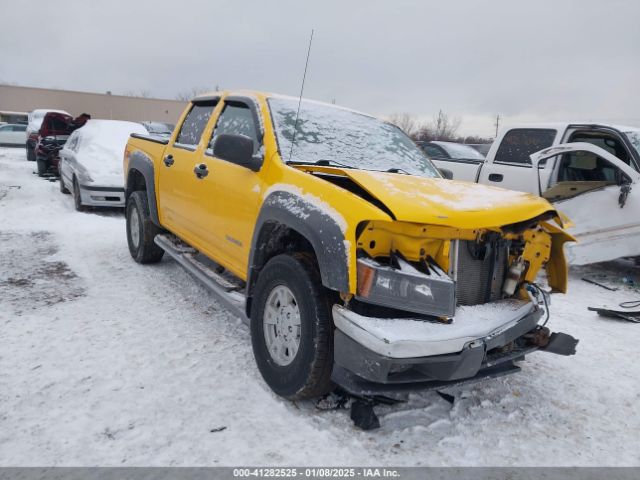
80,185 -> 125,192
246,191 -> 349,308
130,133 -> 169,145
126,150 -> 160,225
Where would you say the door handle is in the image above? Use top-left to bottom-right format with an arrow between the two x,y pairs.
488,173 -> 503,182
194,163 -> 209,179
163,154 -> 174,167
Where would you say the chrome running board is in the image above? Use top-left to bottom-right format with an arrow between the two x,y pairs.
154,234 -> 249,325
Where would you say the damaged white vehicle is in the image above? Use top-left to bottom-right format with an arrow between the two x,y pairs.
529,142 -> 640,265
431,123 -> 640,265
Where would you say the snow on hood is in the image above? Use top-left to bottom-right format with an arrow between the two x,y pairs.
342,169 -> 558,229
75,120 -> 147,187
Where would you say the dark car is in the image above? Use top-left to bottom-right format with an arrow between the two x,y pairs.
417,140 -> 487,161
26,109 -> 70,161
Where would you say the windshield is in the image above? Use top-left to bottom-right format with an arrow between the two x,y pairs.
268,97 -> 440,177
625,130 -> 640,157
437,142 -> 485,160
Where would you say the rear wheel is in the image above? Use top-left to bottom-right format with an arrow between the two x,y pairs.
73,177 -> 85,211
126,190 -> 164,264
26,145 -> 35,162
250,253 -> 334,400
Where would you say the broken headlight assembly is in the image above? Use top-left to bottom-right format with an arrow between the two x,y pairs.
355,255 -> 456,318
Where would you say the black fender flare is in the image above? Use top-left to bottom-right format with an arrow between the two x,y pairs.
247,190 -> 349,300
126,150 -> 160,226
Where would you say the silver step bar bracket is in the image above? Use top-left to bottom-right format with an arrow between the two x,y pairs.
154,234 -> 249,325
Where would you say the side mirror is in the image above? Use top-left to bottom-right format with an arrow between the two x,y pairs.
438,168 -> 454,180
212,134 -> 262,172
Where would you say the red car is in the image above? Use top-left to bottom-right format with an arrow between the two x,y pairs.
26,109 -> 70,161
34,111 -> 75,176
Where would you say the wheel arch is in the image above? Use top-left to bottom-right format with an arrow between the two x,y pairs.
125,151 -> 160,226
246,190 -> 349,317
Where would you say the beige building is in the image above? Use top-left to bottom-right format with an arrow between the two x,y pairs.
0,85 -> 186,125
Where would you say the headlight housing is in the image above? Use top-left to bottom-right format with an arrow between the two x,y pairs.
356,257 -> 456,318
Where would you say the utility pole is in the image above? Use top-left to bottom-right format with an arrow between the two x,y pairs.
494,114 -> 500,137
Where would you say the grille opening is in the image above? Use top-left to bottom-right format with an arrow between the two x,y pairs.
455,238 -> 509,306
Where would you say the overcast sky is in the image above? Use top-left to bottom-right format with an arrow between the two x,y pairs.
1,0 -> 639,136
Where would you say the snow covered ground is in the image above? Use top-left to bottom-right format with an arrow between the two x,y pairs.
0,146 -> 639,466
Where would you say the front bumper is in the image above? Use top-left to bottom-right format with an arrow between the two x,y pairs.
332,301 -> 577,399
79,185 -> 125,208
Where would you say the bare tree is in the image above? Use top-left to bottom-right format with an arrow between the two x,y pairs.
421,110 -> 462,141
388,110 -> 491,144
175,86 -> 217,101
387,113 -> 423,138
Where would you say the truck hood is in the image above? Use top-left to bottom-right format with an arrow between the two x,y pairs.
343,170 -> 559,229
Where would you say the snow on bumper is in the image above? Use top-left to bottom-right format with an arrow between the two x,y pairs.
333,299 -> 537,359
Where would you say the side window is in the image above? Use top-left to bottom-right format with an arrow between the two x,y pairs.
494,129 -> 556,165
422,144 -> 448,159
208,103 -> 259,154
544,151 -> 621,202
569,133 -> 631,165
14,125 -> 27,132
557,151 -> 618,183
175,102 -> 216,148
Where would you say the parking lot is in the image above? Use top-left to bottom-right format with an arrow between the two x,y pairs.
1,145 -> 639,466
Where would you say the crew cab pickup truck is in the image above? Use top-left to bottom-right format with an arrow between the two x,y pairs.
429,123 -> 640,265
123,91 -> 577,403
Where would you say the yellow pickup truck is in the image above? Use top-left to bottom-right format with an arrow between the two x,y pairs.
123,91 -> 578,402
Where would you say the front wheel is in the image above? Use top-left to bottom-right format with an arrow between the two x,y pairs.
250,253 -> 334,400
73,177 -> 85,211
126,190 -> 164,264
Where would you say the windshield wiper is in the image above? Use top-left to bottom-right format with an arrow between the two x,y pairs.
287,159 -> 355,169
385,167 -> 410,175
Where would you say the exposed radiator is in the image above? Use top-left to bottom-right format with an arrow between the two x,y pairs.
455,239 -> 508,306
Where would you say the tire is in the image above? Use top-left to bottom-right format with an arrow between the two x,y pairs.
250,253 -> 334,400
27,145 -> 35,162
126,190 -> 164,264
59,175 -> 70,194
36,157 -> 47,176
73,177 -> 85,211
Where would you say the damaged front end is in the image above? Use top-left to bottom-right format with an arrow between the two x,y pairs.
332,214 -> 578,399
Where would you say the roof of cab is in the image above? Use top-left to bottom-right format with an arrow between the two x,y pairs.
499,122 -> 640,134
191,90 -> 375,119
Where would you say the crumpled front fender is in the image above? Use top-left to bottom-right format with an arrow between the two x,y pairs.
542,221 -> 576,293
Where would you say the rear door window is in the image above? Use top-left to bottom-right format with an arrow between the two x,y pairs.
175,102 -> 216,148
494,128 -> 557,165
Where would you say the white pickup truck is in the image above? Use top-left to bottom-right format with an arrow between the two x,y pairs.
429,123 -> 640,265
